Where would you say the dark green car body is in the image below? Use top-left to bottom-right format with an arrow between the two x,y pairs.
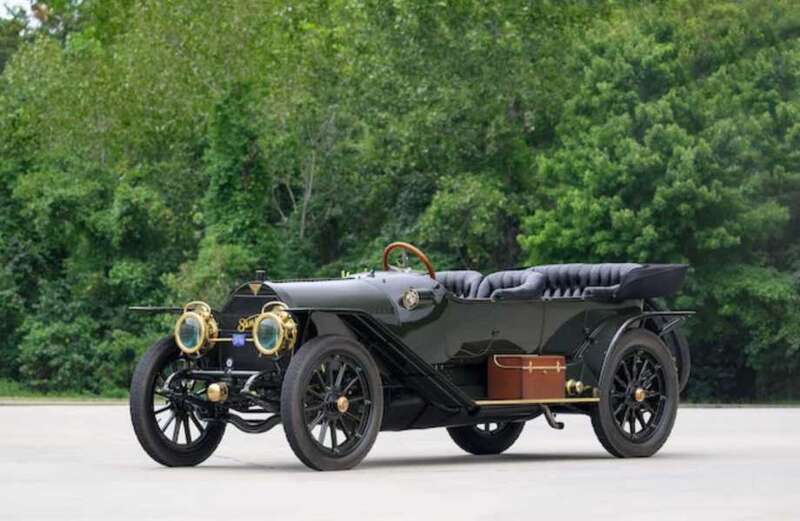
129,256 -> 693,470
210,266 -> 690,430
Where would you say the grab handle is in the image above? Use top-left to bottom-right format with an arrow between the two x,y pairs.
492,355 -> 564,373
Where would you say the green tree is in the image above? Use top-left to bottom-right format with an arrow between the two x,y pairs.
518,2 -> 800,399
0,10 -> 24,72
1,0 -> 798,399
419,175 -> 515,269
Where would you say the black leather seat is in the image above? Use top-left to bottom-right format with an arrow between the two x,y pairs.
443,263 -> 686,301
528,263 -> 642,299
436,270 -> 483,298
475,270 -> 545,300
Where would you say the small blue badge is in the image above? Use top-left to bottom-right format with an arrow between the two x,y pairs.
232,334 -> 246,348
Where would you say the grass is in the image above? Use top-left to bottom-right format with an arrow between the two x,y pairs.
0,378 -> 128,402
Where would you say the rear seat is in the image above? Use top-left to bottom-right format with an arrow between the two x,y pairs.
442,263 -> 687,301
529,263 -> 642,299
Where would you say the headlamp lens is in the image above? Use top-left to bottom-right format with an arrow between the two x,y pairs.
177,314 -> 203,352
255,316 -> 281,352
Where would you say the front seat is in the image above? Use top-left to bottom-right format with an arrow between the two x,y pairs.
436,270 -> 483,298
475,270 -> 545,300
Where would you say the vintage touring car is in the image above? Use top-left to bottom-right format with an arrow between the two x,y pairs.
129,242 -> 693,470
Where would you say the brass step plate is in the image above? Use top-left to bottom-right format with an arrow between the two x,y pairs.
475,397 -> 600,406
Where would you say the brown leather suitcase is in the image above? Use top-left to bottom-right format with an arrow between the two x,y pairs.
487,355 -> 566,400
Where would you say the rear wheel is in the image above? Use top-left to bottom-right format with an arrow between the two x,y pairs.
281,335 -> 383,471
129,337 -> 225,467
447,421 -> 525,455
591,329 -> 678,458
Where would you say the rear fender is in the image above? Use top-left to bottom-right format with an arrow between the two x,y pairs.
592,311 -> 693,391
579,310 -> 693,391
643,299 -> 692,391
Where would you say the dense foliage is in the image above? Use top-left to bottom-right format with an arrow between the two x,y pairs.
1,0 -> 798,400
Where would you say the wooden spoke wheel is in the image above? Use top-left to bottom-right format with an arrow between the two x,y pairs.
281,336 -> 383,471
302,352 -> 374,456
591,330 -> 678,458
447,421 -> 525,455
130,337 -> 225,467
609,349 -> 667,442
151,358 -> 211,449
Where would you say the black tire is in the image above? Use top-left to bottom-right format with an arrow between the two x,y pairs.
130,337 -> 226,467
591,329 -> 678,458
447,421 -> 525,455
281,335 -> 383,471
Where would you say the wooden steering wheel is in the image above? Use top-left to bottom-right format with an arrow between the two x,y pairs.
382,242 -> 436,279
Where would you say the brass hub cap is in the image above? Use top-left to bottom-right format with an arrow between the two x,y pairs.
633,387 -> 646,402
207,382 -> 229,403
336,395 -> 349,414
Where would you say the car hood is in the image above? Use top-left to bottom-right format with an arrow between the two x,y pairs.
269,278 -> 395,315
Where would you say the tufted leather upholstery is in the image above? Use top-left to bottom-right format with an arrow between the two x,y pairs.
436,270 -> 483,298
528,263 -> 642,299
442,263 -> 684,300
475,270 -> 546,300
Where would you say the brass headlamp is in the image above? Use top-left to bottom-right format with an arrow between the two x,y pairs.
174,301 -> 219,355
252,301 -> 297,357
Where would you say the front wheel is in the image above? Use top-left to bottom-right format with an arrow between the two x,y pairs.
281,335 -> 383,471
447,421 -> 525,455
129,337 -> 226,467
591,329 -> 679,458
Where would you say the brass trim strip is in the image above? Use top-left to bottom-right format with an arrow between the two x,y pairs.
491,355 -> 564,373
475,397 -> 600,406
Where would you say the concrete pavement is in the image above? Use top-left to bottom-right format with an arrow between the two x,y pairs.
0,406 -> 797,520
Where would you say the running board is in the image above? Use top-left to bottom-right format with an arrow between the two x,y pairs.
475,397 -> 600,406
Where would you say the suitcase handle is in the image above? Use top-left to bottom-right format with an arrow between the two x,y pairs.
492,355 -> 564,373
